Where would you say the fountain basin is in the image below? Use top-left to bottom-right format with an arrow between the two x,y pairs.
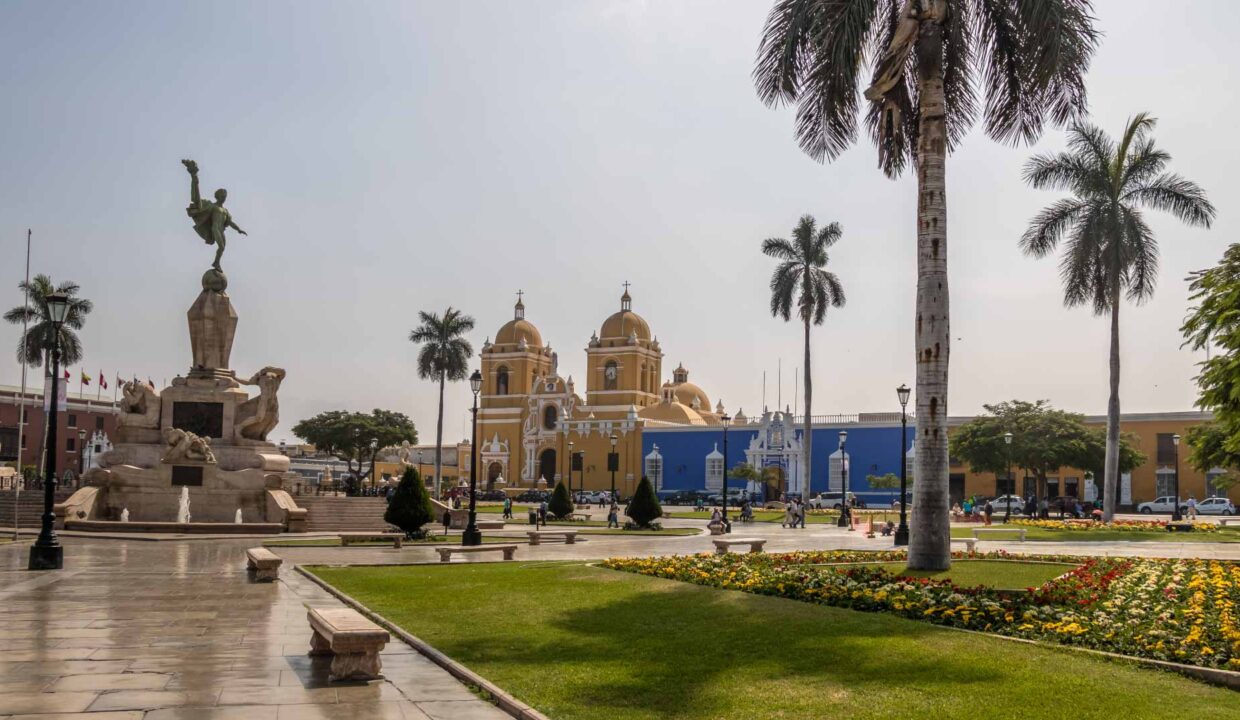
64,520 -> 283,534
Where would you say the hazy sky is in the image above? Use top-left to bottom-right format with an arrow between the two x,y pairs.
1,1 -> 1234,446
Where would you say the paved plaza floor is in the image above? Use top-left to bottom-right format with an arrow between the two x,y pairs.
2,521 -> 1238,720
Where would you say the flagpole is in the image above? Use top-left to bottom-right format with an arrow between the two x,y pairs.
13,229 -> 32,539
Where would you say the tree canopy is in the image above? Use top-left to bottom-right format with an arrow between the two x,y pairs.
4,273 -> 93,371
291,409 -> 417,483
949,400 -> 1143,499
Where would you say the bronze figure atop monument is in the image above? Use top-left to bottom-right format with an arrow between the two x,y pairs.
182,159 -> 247,286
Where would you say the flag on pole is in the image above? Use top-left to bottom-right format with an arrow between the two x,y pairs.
64,369 -> 70,381
100,372 -> 107,390
81,371 -> 91,386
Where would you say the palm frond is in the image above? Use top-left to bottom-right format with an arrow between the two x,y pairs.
1019,198 -> 1087,257
1124,173 -> 1216,228
1121,206 -> 1158,303
761,237 -> 799,262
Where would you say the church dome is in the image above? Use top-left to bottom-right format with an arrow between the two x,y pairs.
668,364 -> 711,410
600,288 -> 651,341
494,295 -> 543,348
639,399 -> 706,426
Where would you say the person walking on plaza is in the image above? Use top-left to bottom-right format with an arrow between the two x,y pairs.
782,501 -> 795,528
538,499 -> 548,528
502,496 -> 512,520
983,500 -> 993,526
1187,496 -> 1198,520
797,499 -> 807,529
607,501 -> 620,529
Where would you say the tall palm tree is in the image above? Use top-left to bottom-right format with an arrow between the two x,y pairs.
763,215 -> 846,506
754,0 -> 1098,569
410,307 -> 475,499
1021,114 -> 1214,521
4,274 -> 93,374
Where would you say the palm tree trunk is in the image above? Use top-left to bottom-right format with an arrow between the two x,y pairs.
907,25 -> 951,571
1102,290 -> 1122,521
802,316 -> 812,502
434,370 -> 446,500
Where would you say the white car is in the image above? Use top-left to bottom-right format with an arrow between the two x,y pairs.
1193,497 -> 1237,516
987,495 -> 1025,514
808,492 -> 859,510
1137,496 -> 1186,514
573,491 -> 611,504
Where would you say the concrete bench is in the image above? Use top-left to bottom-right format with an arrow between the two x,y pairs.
972,527 -> 1027,541
951,537 -> 978,553
476,519 -> 505,530
339,532 -> 403,548
245,547 -> 282,582
713,537 -> 766,554
1217,517 -> 1240,528
307,607 -> 390,682
566,513 -> 592,522
527,530 -> 578,545
435,544 -> 518,562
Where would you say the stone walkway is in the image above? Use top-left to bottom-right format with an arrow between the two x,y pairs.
0,537 -> 509,720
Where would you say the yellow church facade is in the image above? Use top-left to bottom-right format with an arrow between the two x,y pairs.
474,287 -> 726,497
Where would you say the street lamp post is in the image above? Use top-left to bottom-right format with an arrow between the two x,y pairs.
608,434 -> 618,501
1171,433 -> 1182,522
29,291 -> 70,570
895,385 -> 911,546
77,428 -> 86,486
837,430 -> 850,529
1003,431 -> 1014,524
462,369 -> 483,546
576,451 -> 584,498
721,414 -> 731,533
567,441 -> 574,493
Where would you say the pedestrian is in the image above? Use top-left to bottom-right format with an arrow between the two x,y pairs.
502,496 -> 512,520
797,499 -> 807,529
538,499 -> 548,528
1039,497 -> 1049,520
782,501 -> 795,528
607,501 -> 620,528
1187,496 -> 1198,520
442,509 -> 451,537
983,500 -> 993,526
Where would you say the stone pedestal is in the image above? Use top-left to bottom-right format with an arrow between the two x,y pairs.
188,288 -> 238,380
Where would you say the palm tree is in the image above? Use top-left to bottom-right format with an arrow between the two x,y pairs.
763,215 -> 846,507
409,307 -> 475,499
754,1 -> 1098,569
1020,114 -> 1214,521
4,274 -> 93,374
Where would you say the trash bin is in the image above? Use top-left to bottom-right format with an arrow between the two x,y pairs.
528,508 -> 538,525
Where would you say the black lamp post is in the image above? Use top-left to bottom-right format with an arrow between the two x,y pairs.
1171,433 -> 1182,522
567,441 -> 574,494
895,384 -> 911,546
77,428 -> 86,486
721,413 -> 731,533
1003,431 -> 1013,524
576,450 -> 584,498
29,290 -> 70,570
837,430 -> 850,529
608,433 -> 618,501
462,369 -> 483,546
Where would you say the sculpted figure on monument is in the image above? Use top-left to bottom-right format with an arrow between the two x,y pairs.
162,427 -> 217,464
235,366 -> 287,442
182,159 -> 247,273
118,380 -> 161,428
396,441 -> 412,466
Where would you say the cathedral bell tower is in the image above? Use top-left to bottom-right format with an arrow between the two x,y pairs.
585,284 -> 663,409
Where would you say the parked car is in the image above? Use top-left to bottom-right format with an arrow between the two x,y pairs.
1137,496 -> 1187,515
662,490 -> 709,506
988,495 -> 1025,514
705,488 -> 749,505
514,489 -> 551,503
574,490 -> 611,504
808,492 -> 866,510
475,489 -> 508,502
1193,497 -> 1236,515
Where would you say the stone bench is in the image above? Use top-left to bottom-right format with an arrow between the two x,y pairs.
245,547 -> 282,582
476,519 -> 505,530
339,532 -> 403,548
713,537 -> 766,554
435,544 -> 518,562
972,527 -> 1027,541
1217,517 -> 1240,528
307,607 -> 390,682
566,513 -> 592,522
951,537 -> 978,553
527,530 -> 578,545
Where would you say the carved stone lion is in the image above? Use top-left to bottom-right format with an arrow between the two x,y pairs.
161,427 -> 216,464
118,380 -> 161,429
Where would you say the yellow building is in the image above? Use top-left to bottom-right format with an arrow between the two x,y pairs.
474,288 -> 725,497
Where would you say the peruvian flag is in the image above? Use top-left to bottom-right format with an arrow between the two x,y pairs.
63,369 -> 70,381
100,371 -> 108,390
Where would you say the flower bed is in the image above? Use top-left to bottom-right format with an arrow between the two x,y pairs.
601,551 -> 1240,670
1010,518 -> 1221,533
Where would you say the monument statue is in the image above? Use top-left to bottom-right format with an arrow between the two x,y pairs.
396,441 -> 412,466
118,380 -> 161,429
182,159 -> 247,274
234,366 -> 286,441
161,427 -> 217,464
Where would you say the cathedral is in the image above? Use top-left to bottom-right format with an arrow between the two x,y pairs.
474,286 -> 727,497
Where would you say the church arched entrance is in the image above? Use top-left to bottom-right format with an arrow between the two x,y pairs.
538,449 -> 557,484
487,462 -> 502,490
762,466 -> 785,503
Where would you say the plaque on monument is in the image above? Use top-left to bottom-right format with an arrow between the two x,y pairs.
172,401 -> 225,438
171,466 -> 204,486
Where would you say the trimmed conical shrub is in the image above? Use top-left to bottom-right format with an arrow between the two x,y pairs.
385,466 -> 434,538
549,480 -> 574,519
626,475 -> 663,528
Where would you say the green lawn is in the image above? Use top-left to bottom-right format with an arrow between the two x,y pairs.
309,562 -> 1237,720
950,525 -> 1240,543
826,559 -> 1075,589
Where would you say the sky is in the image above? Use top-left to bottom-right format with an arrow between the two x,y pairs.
0,0 -> 1235,446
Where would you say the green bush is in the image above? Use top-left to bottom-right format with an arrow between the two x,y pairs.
549,480 -> 574,519
384,467 -> 434,538
626,475 -> 663,528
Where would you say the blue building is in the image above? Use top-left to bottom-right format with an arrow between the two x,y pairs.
642,410 -> 914,505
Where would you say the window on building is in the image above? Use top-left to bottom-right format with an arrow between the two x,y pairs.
95,416 -> 104,430
1155,469 -> 1175,498
543,405 -> 558,431
645,450 -> 663,490
66,437 -> 76,452
1206,469 -> 1228,497
495,366 -> 509,396
67,413 -> 77,427
1156,433 -> 1177,465
705,451 -> 724,491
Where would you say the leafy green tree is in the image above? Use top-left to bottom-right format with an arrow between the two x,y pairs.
949,400 -> 1143,503
548,480 -> 574,520
1021,114 -> 1214,521
754,0 -> 1098,571
4,274 -> 93,375
1182,243 -> 1240,498
385,467 -> 434,538
626,475 -> 663,528
292,409 -> 417,489
763,215 -> 846,526
867,473 -> 902,490
728,462 -> 760,484
410,307 -> 475,499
